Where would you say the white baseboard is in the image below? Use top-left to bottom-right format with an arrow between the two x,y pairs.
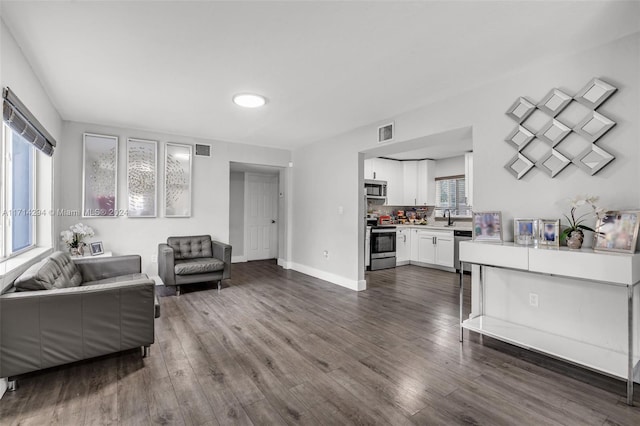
277,258 -> 292,269
232,255 -> 248,263
0,378 -> 7,400
289,262 -> 366,291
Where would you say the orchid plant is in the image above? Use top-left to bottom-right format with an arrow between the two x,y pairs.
60,223 -> 95,249
561,195 -> 606,240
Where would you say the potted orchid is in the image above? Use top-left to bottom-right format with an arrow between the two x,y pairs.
561,195 -> 606,249
61,223 -> 95,256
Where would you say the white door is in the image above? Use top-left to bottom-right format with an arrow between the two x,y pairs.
245,173 -> 278,261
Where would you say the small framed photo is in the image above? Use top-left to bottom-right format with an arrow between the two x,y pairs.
538,219 -> 560,247
90,241 -> 104,256
593,211 -> 640,254
473,211 -> 503,243
514,218 -> 537,245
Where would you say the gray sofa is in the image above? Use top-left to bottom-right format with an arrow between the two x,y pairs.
158,235 -> 231,295
0,251 -> 158,390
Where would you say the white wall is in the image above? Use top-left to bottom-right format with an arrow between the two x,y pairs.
56,121 -> 292,276
292,32 -> 640,289
229,172 -> 245,260
434,155 -> 465,178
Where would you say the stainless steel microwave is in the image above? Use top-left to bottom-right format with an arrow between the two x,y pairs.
365,179 -> 387,203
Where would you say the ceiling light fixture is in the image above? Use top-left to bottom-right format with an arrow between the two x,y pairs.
232,93 -> 266,108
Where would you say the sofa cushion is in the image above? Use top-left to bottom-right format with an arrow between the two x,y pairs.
82,273 -> 149,287
14,251 -> 83,291
167,235 -> 213,260
174,258 -> 225,275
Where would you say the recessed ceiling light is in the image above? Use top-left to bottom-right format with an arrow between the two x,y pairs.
232,93 -> 266,108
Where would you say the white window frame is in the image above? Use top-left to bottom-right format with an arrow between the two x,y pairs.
435,175 -> 471,218
2,122 -> 37,259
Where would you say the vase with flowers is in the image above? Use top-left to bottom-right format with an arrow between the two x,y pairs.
561,195 -> 605,249
61,223 -> 95,256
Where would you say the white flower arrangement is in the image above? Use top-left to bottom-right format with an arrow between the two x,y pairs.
60,223 -> 95,249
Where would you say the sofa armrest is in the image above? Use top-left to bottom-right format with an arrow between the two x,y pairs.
0,279 -> 155,378
212,241 -> 232,280
73,255 -> 142,282
158,243 -> 175,286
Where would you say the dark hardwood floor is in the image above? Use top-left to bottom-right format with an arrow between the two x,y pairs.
2,261 -> 640,425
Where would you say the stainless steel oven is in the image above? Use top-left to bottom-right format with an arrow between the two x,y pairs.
369,225 -> 396,270
454,229 -> 472,273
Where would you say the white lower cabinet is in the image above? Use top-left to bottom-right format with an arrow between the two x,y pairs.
396,228 -> 411,265
405,228 -> 454,268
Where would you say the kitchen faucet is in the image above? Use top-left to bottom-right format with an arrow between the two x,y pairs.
444,209 -> 454,227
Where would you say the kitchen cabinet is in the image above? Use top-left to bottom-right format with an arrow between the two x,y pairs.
410,228 -> 420,262
413,229 -> 454,268
396,228 -> 411,265
365,158 -> 403,205
402,160 -> 435,206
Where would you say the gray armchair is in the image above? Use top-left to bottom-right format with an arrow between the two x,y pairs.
158,235 -> 231,295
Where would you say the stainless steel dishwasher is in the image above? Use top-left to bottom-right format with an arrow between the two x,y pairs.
454,230 -> 472,272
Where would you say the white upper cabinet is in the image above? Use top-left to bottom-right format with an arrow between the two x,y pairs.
416,159 -> 435,205
365,158 -> 403,205
402,161 -> 418,205
465,152 -> 473,207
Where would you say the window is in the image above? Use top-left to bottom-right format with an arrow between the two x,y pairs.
2,123 -> 36,257
434,175 -> 471,217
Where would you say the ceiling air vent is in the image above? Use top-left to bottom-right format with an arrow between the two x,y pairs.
195,144 -> 211,157
377,122 -> 394,143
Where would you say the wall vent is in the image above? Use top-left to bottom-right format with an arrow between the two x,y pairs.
377,122 -> 394,143
195,144 -> 211,157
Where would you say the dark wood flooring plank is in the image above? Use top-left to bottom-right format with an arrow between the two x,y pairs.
3,262 -> 640,426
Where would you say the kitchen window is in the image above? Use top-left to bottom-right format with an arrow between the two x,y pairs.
434,175 -> 471,217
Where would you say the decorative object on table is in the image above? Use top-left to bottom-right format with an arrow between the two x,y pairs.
127,138 -> 157,217
538,219 -> 560,247
561,194 -> 605,249
60,223 -> 95,256
472,211 -> 503,243
164,143 -> 192,217
83,133 -> 118,217
513,218 -> 537,245
593,211 -> 640,254
90,241 -> 104,256
504,78 -> 617,179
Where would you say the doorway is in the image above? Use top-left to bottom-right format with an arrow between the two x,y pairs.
229,163 -> 283,263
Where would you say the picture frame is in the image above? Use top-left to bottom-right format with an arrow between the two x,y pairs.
472,211 -> 503,243
593,211 -> 640,254
164,143 -> 192,217
514,218 -> 537,245
82,133 -> 118,217
538,219 -> 560,247
127,138 -> 157,217
90,241 -> 104,256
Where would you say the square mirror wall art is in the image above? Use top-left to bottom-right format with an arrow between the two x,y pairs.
504,77 -> 617,179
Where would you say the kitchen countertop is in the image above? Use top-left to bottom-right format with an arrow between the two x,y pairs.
394,223 -> 472,232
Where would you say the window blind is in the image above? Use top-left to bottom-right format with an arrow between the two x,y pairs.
2,87 -> 56,156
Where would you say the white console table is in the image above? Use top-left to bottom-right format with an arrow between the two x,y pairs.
459,241 -> 640,405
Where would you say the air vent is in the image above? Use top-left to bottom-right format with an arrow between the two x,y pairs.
377,122 -> 394,143
195,144 -> 211,157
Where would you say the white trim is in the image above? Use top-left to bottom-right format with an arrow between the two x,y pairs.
277,258 -> 291,269
0,246 -> 52,293
232,255 -> 247,263
0,378 -> 6,400
290,262 -> 366,291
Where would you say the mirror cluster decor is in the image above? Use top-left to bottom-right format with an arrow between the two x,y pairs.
83,133 -> 118,217
504,77 -> 617,179
127,138 -> 157,217
164,143 -> 192,217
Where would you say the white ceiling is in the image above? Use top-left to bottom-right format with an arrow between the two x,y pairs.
2,1 -> 639,150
